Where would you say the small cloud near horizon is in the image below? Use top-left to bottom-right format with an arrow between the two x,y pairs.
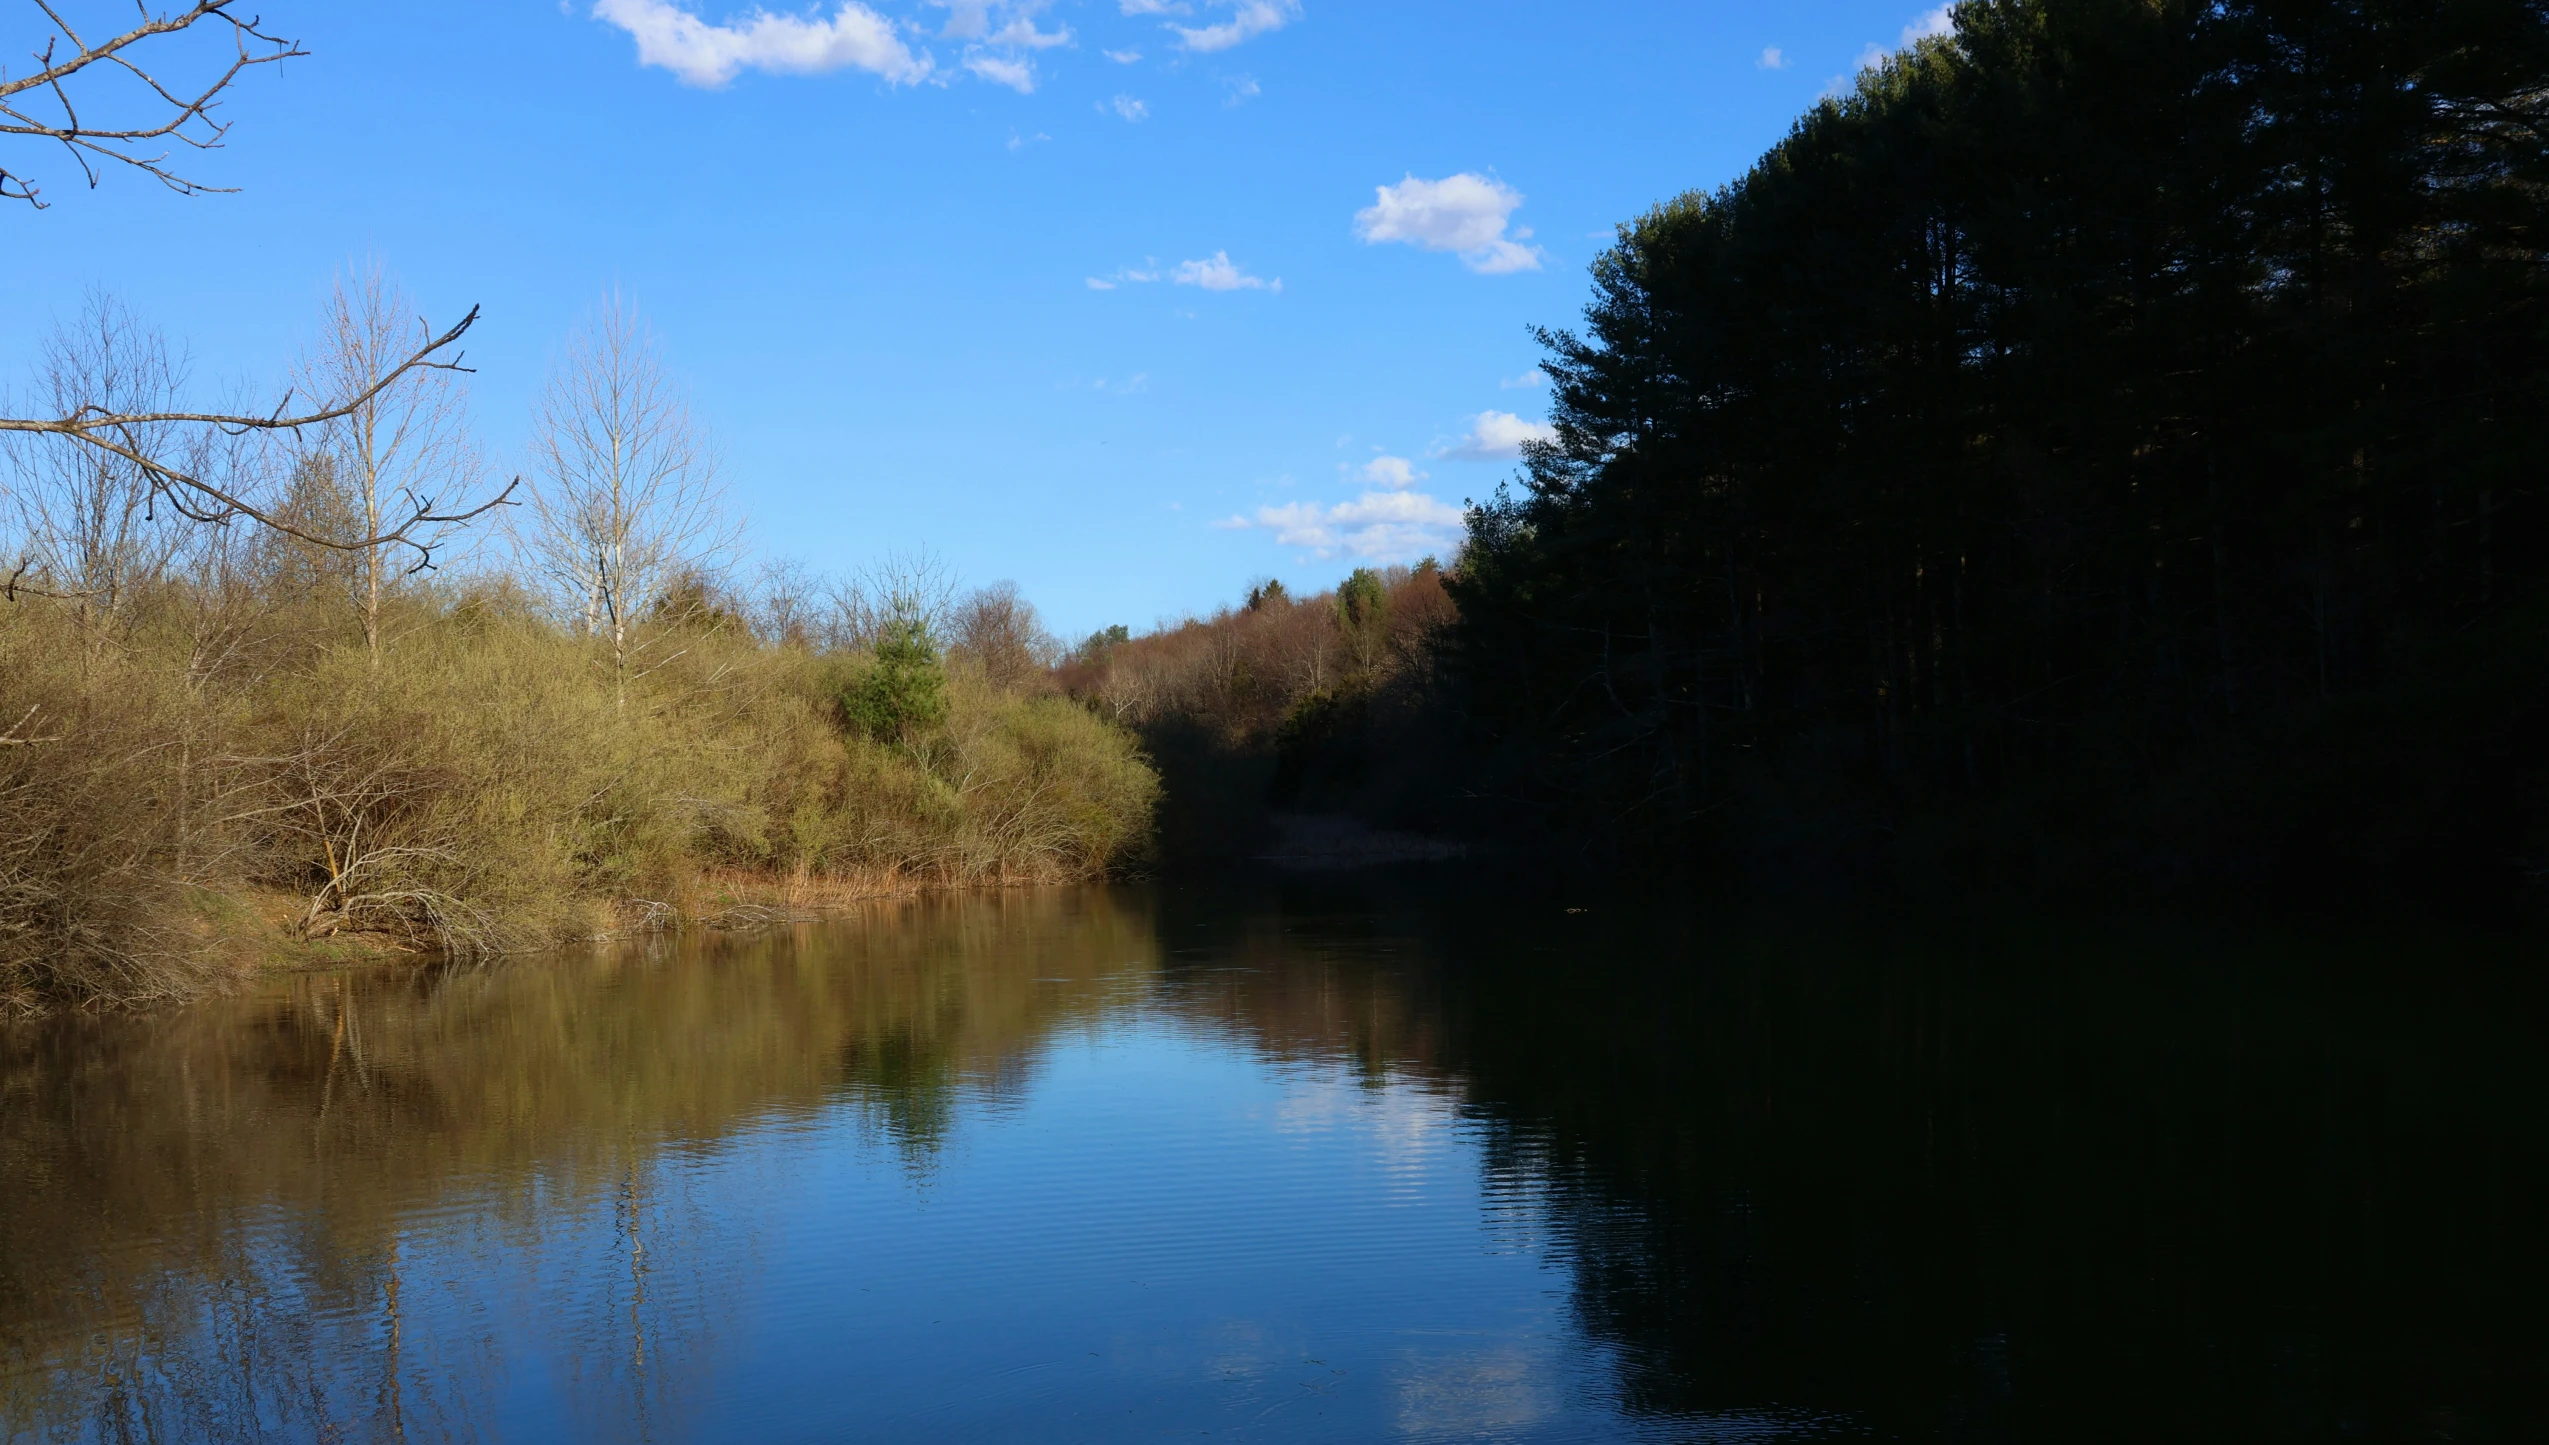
1758,45 -> 1790,69
1357,455 -> 1425,488
1218,489 -> 1464,561
1437,410 -> 1555,461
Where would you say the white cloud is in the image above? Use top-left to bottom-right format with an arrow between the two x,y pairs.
1104,46 -> 1143,61
1225,490 -> 1465,561
1359,455 -> 1424,488
1173,250 -> 1278,291
1221,74 -> 1261,105
1171,0 -> 1298,52
1008,128 -> 1050,149
929,1 -> 1065,90
987,14 -> 1070,46
1902,5 -> 1953,42
966,53 -> 1036,90
1758,45 -> 1789,69
1354,173 -> 1545,274
1119,0 -> 1185,11
1109,93 -> 1149,120
1499,368 -> 1547,390
592,0 -> 932,87
1438,410 -> 1554,461
1089,259 -> 1163,288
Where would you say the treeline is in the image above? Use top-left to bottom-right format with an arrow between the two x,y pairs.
1059,564 -> 1456,859
1438,0 -> 2549,899
0,286 -> 1155,1010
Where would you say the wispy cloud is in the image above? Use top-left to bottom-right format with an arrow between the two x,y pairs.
966,53 -> 1036,90
1220,490 -> 1465,561
1104,46 -> 1143,61
1089,253 -> 1277,292
931,0 -> 1066,44
1221,73 -> 1261,106
1757,45 -> 1790,69
1171,0 -> 1298,52
1119,0 -> 1185,12
1499,368 -> 1547,390
1354,173 -> 1544,274
1437,410 -> 1554,461
1108,92 -> 1149,120
1173,250 -> 1279,291
592,0 -> 932,87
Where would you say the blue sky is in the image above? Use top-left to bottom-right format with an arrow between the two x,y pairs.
6,0 -> 1950,639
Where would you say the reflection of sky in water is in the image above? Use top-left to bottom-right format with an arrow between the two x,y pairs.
23,890 -> 2500,1441
5,993 -> 1783,1443
705,1019 -> 1620,1441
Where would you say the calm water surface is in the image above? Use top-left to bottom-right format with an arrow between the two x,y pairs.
3,881 -> 2544,1442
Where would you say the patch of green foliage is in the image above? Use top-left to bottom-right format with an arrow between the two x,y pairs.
842,619 -> 950,743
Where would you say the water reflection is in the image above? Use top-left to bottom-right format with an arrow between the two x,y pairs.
2,882 -> 2543,1442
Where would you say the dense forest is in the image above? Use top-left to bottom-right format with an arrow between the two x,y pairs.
1434,0 -> 2549,900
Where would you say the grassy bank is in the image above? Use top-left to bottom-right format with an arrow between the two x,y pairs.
0,576 -> 1157,1011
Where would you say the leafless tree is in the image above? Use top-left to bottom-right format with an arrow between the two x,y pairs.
2,291 -> 188,627
0,0 -> 302,208
748,556 -> 821,647
821,548 -> 958,651
299,261 -> 483,664
2,304 -> 513,567
949,581 -> 1058,691
522,294 -> 734,707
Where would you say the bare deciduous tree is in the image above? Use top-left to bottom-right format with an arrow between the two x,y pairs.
0,0 -> 301,208
748,556 -> 821,648
2,304 -> 513,565
949,581 -> 1058,691
523,295 -> 733,708
299,262 -> 483,664
3,292 -> 188,627
822,548 -> 958,651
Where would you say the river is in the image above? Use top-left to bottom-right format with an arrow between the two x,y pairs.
3,880 -> 2542,1441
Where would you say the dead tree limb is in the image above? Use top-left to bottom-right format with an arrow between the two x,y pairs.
1,1 -> 303,208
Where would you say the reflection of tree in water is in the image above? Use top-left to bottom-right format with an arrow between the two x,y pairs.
1152,882 -> 2549,1442
0,887 -> 1157,1442
11,880 -> 2546,1442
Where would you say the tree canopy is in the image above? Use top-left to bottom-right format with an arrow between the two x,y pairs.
1447,0 -> 2549,894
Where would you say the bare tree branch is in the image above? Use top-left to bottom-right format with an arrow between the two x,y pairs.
1,305 -> 517,566
0,1 -> 303,208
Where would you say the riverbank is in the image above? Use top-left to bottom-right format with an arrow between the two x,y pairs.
0,578 -> 1159,1013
